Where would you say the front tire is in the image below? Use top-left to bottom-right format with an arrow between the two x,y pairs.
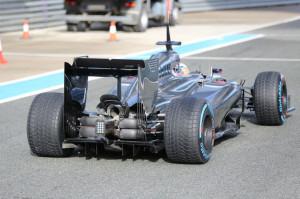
164,97 -> 214,163
254,71 -> 288,125
27,92 -> 72,157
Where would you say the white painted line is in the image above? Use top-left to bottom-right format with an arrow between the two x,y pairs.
210,15 -> 300,39
1,16 -> 299,104
243,16 -> 300,32
3,16 -> 300,63
0,85 -> 64,104
264,34 -> 300,37
1,35 -> 263,88
183,56 -> 300,62
179,34 -> 264,58
122,34 -> 264,59
0,69 -> 101,87
0,77 -> 102,104
0,35 -> 262,105
0,69 -> 63,86
4,15 -> 300,60
160,16 -> 300,50
107,15 -> 300,59
5,52 -> 120,58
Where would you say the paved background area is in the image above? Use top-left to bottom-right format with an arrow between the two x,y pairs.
1,5 -> 300,82
0,6 -> 300,199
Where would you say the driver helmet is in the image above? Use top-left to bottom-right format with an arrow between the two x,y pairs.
173,63 -> 190,77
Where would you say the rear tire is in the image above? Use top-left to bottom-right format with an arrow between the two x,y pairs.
254,71 -> 288,125
27,92 -> 72,157
164,97 -> 214,163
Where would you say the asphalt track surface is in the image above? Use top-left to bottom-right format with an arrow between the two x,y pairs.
0,20 -> 300,199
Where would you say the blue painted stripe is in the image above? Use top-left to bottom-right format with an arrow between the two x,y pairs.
134,34 -> 257,59
0,33 -> 258,101
0,72 -> 63,100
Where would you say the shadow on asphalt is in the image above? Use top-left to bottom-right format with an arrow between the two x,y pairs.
66,136 -> 239,164
69,146 -> 166,162
242,112 -> 257,125
60,112 -> 269,163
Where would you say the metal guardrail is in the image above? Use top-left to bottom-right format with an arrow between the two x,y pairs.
180,0 -> 300,12
0,0 -> 300,33
0,0 -> 65,33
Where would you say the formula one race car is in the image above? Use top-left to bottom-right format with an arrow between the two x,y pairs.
27,25 -> 295,163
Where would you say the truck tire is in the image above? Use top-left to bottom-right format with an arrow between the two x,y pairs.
164,97 -> 214,163
254,71 -> 288,125
122,25 -> 135,32
67,23 -> 77,32
27,92 -> 72,157
169,5 -> 180,26
77,22 -> 88,32
134,6 -> 148,32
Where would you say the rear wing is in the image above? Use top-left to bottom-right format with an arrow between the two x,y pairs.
65,57 -> 145,77
65,57 -> 159,114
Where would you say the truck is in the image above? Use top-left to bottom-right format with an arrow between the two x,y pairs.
65,0 -> 181,32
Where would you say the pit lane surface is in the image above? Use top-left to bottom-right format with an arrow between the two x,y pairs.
0,21 -> 300,199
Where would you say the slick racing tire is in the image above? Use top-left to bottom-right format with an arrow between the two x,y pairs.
254,71 -> 288,125
27,92 -> 73,157
164,97 -> 214,163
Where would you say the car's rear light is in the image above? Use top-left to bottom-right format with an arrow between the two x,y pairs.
125,1 -> 136,8
65,0 -> 76,6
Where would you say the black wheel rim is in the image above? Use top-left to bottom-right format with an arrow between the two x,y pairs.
202,116 -> 214,153
199,104 -> 214,157
279,78 -> 288,121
